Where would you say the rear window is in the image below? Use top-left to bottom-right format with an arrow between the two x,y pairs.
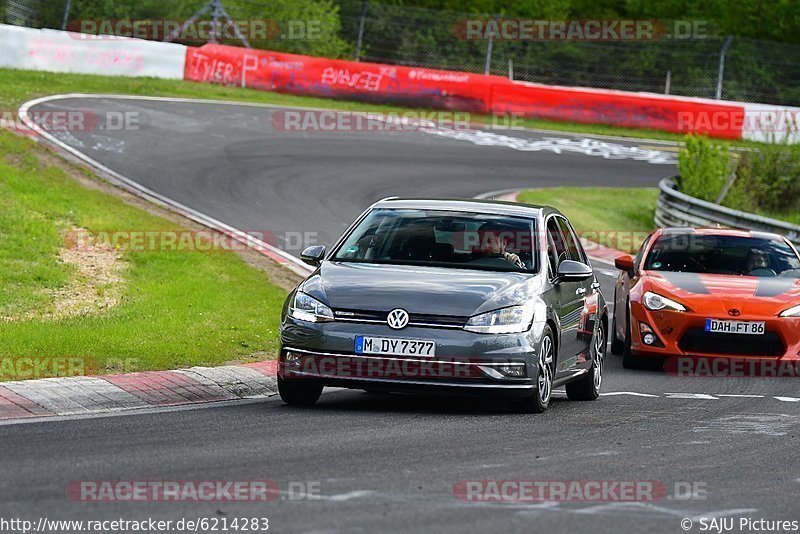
644,234 -> 800,278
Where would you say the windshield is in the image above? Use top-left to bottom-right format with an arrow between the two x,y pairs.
644,234 -> 800,278
333,208 -> 538,273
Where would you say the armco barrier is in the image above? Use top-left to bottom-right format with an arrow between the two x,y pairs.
655,177 -> 800,245
0,23 -> 186,79
184,44 -> 501,112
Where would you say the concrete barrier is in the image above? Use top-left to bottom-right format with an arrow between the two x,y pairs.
0,23 -> 186,79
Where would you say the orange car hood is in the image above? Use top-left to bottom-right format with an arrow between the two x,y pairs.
643,271 -> 800,315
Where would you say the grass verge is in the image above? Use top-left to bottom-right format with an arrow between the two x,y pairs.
517,188 -> 659,253
0,130 -> 293,380
0,67 -> 767,148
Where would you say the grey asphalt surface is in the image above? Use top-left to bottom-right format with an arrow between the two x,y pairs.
4,96 -> 799,534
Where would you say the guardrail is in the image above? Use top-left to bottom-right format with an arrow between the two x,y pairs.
655,177 -> 800,245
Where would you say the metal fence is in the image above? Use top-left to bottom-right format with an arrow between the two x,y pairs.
655,178 -> 800,245
4,0 -> 800,106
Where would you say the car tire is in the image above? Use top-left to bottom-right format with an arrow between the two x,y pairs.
610,306 -> 624,355
566,322 -> 605,401
621,301 -> 640,369
510,325 -> 555,414
278,376 -> 323,406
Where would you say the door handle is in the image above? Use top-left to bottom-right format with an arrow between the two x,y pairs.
576,287 -> 586,296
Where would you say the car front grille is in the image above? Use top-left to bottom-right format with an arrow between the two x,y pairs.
334,308 -> 469,329
678,328 -> 785,357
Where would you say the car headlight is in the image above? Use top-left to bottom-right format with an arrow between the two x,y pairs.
289,292 -> 334,323
643,291 -> 686,312
464,305 -> 535,334
779,304 -> 800,317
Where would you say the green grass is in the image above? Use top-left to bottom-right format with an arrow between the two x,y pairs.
0,131 -> 288,378
757,208 -> 800,225
517,187 -> 659,253
0,67 -> 769,148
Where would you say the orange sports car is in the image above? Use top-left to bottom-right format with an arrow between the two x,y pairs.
611,228 -> 800,368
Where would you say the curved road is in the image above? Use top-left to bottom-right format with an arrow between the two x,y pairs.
28,96 -> 674,253
3,96 -> 798,534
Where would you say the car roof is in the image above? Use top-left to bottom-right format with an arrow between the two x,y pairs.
656,227 -> 789,242
370,197 -> 559,218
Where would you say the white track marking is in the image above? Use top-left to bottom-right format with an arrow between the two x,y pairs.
320,490 -> 376,501
568,503 -> 758,519
693,414 -> 799,436
775,396 -> 800,402
665,393 -> 718,400
422,128 -> 677,164
601,391 -> 659,397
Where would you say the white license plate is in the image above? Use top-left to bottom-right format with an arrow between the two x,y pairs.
705,319 -> 765,335
355,336 -> 436,357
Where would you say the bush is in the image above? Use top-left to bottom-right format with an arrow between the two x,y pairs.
677,128 -> 800,224
724,131 -> 800,217
676,135 -> 733,202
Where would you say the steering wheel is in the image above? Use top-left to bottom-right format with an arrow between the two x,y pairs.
747,267 -> 777,277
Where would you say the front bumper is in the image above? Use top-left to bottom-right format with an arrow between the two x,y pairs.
629,302 -> 800,360
279,316 -> 545,398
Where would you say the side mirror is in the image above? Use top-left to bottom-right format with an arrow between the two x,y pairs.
614,254 -> 635,277
556,260 -> 593,282
300,245 -> 326,267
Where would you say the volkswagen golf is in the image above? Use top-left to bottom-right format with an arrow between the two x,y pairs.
278,198 -> 608,413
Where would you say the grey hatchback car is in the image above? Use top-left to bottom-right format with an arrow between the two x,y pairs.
278,198 -> 608,413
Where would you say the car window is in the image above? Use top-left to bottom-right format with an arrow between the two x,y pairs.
333,208 -> 539,273
557,217 -> 584,264
644,234 -> 800,277
634,234 -> 652,271
546,217 -> 566,276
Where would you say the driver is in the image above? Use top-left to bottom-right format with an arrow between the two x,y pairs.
476,223 -> 525,269
744,249 -> 768,273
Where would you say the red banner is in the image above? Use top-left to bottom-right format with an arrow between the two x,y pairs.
184,44 -> 501,113
183,44 -> 747,139
491,82 -> 745,139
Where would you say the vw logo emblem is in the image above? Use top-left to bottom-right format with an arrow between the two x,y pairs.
728,308 -> 741,317
387,308 -> 410,329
